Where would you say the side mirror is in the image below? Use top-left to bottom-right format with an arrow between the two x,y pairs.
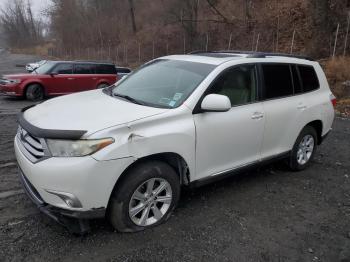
201,94 -> 231,112
50,72 -> 58,77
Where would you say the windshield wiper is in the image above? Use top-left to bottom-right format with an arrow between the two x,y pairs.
113,93 -> 145,105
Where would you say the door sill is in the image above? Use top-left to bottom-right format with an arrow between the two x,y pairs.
190,151 -> 291,188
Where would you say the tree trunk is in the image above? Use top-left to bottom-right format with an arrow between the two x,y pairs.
128,0 -> 137,33
244,0 -> 252,31
306,0 -> 331,58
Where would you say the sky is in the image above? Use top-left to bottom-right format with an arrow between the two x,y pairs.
0,0 -> 51,18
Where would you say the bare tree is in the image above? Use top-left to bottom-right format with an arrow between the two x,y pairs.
0,0 -> 43,48
243,0 -> 252,31
306,0 -> 331,58
128,0 -> 137,33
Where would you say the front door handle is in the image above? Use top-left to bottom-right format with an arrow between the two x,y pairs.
67,78 -> 75,80
251,112 -> 264,120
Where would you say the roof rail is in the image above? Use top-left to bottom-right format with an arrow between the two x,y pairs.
189,50 -> 314,61
72,60 -> 115,64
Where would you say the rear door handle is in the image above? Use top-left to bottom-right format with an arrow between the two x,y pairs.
67,78 -> 75,80
251,112 -> 264,120
92,78 -> 97,80
297,104 -> 307,110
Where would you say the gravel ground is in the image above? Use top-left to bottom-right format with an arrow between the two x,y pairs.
0,50 -> 349,262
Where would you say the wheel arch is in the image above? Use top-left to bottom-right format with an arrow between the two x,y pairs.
23,82 -> 46,97
305,120 -> 323,145
110,152 -> 190,199
96,80 -> 111,88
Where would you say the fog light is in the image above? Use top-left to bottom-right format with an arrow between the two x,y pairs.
45,189 -> 82,208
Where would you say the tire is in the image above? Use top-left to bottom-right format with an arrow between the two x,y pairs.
288,126 -> 318,171
97,83 -> 109,89
26,84 -> 44,101
108,161 -> 180,233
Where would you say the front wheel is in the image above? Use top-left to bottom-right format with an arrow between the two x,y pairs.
108,161 -> 180,232
26,84 -> 44,101
289,126 -> 317,171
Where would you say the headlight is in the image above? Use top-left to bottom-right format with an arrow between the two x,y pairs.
46,138 -> 114,157
1,78 -> 21,85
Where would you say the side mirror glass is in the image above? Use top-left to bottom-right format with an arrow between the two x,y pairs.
201,94 -> 231,112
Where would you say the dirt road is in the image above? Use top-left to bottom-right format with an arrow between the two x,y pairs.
0,51 -> 349,262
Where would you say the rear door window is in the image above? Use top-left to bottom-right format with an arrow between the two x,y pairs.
262,64 -> 293,99
74,64 -> 95,74
298,65 -> 319,92
52,63 -> 73,74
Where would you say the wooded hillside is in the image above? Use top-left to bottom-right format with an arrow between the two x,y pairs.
1,0 -> 350,64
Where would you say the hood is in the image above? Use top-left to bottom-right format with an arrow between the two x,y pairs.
3,73 -> 32,79
23,90 -> 169,136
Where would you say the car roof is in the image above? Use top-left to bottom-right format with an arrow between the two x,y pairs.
49,60 -> 115,66
161,51 -> 315,66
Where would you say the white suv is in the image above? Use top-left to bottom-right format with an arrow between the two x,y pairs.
15,51 -> 335,233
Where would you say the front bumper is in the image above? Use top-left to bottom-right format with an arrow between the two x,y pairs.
0,84 -> 21,96
18,167 -> 105,220
14,134 -> 134,214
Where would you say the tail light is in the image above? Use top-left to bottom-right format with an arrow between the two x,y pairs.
330,94 -> 337,107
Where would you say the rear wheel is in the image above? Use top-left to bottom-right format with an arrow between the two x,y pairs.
97,83 -> 109,89
108,161 -> 180,232
26,84 -> 44,101
289,126 -> 317,171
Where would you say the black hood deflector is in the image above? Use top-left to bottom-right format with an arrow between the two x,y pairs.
19,105 -> 87,139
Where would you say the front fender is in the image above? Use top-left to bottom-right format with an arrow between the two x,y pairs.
89,108 -> 196,180
19,80 -> 46,96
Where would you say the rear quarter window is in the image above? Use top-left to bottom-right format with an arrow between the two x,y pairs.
298,65 -> 319,92
116,68 -> 131,74
96,64 -> 117,74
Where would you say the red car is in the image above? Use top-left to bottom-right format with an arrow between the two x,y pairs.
0,61 -> 118,101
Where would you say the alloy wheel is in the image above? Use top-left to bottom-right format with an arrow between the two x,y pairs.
296,134 -> 315,165
128,178 -> 172,227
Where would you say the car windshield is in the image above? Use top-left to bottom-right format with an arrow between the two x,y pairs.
32,61 -> 55,74
38,60 -> 46,66
111,59 -> 215,108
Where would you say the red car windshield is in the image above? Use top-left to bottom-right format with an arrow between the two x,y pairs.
32,61 -> 55,75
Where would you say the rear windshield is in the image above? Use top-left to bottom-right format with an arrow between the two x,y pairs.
111,59 -> 215,108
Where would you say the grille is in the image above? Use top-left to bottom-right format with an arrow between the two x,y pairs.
17,126 -> 48,162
